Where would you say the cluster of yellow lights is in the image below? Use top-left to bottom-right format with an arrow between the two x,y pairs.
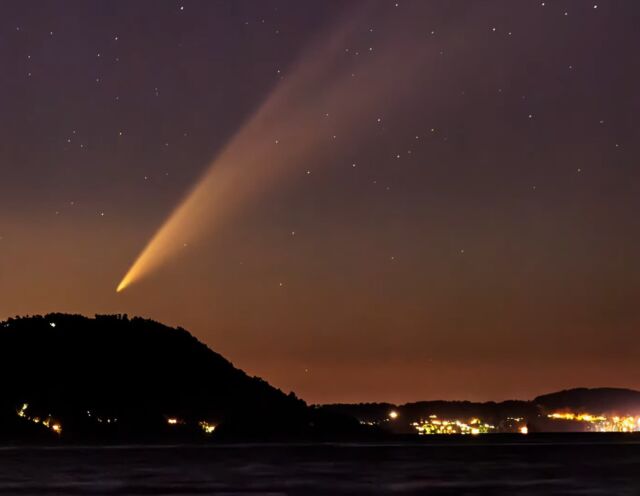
18,406 -> 219,437
548,412 -> 606,422
412,416 -> 496,435
17,403 -> 62,435
199,421 -> 216,434
548,412 -> 640,432
167,417 -> 217,434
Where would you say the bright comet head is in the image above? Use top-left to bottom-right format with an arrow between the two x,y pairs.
116,279 -> 128,293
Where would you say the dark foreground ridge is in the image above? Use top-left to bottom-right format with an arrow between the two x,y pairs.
0,313 -> 368,443
2,314 -> 638,443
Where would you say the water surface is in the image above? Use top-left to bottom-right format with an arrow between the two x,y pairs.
1,439 -> 639,495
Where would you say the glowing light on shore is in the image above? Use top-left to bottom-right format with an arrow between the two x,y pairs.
412,416 -> 496,435
199,421 -> 216,434
548,411 -> 640,432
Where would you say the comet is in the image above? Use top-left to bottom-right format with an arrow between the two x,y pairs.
116,6 -> 439,292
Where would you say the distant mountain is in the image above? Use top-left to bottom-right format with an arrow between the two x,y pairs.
0,314 -> 366,443
322,400 -> 537,434
534,388 -> 640,415
323,388 -> 640,434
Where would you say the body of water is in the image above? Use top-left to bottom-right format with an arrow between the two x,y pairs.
1,438 -> 639,495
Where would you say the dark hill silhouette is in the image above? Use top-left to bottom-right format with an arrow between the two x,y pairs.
0,313 -> 365,442
324,388 -> 640,434
535,388 -> 640,415
2,314 -> 637,441
323,400 -> 537,434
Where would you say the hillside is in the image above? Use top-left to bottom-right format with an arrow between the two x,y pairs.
534,388 -> 640,415
2,313 -> 637,441
323,388 -> 640,434
0,313 -> 362,442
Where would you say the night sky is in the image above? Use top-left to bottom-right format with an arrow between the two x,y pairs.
1,0 -> 639,404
